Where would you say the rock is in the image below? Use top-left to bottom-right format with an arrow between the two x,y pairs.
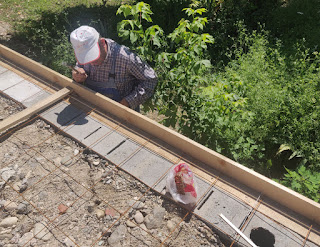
95,209 -> 105,219
87,202 -> 95,213
101,171 -> 110,178
0,181 -> 6,190
93,160 -> 100,166
106,215 -> 113,221
126,220 -> 136,228
38,191 -> 48,201
0,167 -> 16,181
61,156 -> 73,166
129,200 -> 145,210
17,202 -> 31,215
145,206 -> 166,230
134,211 -> 144,224
18,232 -> 33,247
105,179 -> 112,184
14,222 -> 33,236
33,222 -> 52,241
3,201 -> 18,211
108,225 -> 127,245
13,183 -> 20,191
0,181 -> 5,190
0,233 -> 13,240
0,217 -> 18,227
64,237 -> 76,247
25,171 -> 32,179
167,220 -> 175,232
19,173 -> 26,180
58,204 -> 68,214
210,234 -> 218,243
105,207 -> 116,217
19,183 -> 28,193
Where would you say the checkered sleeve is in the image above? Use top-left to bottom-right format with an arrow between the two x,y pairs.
124,51 -> 158,109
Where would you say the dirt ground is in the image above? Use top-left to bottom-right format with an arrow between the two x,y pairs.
0,95 -> 227,247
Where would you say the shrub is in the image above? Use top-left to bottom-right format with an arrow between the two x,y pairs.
277,166 -> 320,202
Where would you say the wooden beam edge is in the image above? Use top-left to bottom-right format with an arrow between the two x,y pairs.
0,87 -> 71,133
1,44 -> 319,226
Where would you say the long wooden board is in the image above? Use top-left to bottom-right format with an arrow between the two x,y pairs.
1,44 -> 319,228
0,87 -> 71,133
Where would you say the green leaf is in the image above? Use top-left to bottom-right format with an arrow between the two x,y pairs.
116,5 -> 132,18
130,32 -> 138,43
183,8 -> 194,16
276,144 -> 291,156
201,60 -> 211,68
291,180 -> 301,190
142,12 -> 152,22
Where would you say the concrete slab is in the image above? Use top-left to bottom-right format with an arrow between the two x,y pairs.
0,65 -> 8,73
106,138 -> 141,165
194,186 -> 252,237
237,211 -> 310,247
120,148 -> 173,187
21,90 -> 51,107
0,70 -> 25,90
3,80 -> 42,102
40,102 -> 83,127
64,114 -> 112,147
90,130 -> 127,157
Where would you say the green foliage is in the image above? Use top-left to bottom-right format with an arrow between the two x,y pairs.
277,166 -> 320,202
117,2 -> 214,131
205,26 -> 320,175
117,2 -> 165,62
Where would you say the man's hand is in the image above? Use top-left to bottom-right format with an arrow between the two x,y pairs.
120,98 -> 130,107
72,68 -> 87,83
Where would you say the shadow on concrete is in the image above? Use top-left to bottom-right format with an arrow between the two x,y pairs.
55,104 -> 88,126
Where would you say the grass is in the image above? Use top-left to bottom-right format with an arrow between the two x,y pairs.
0,0 -> 104,23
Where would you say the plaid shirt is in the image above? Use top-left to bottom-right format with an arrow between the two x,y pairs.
77,38 -> 157,109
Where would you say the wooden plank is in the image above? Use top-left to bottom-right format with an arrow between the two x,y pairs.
1,44 -> 320,226
0,87 -> 71,133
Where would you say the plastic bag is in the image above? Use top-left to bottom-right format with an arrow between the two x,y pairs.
166,163 -> 197,205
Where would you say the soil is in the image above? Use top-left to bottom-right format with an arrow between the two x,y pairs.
0,95 -> 227,247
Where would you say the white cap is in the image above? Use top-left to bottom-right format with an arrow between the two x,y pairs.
70,26 -> 100,65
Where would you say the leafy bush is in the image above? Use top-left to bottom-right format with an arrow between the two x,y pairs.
117,2 -> 214,130
204,26 -> 320,174
277,166 -> 320,202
